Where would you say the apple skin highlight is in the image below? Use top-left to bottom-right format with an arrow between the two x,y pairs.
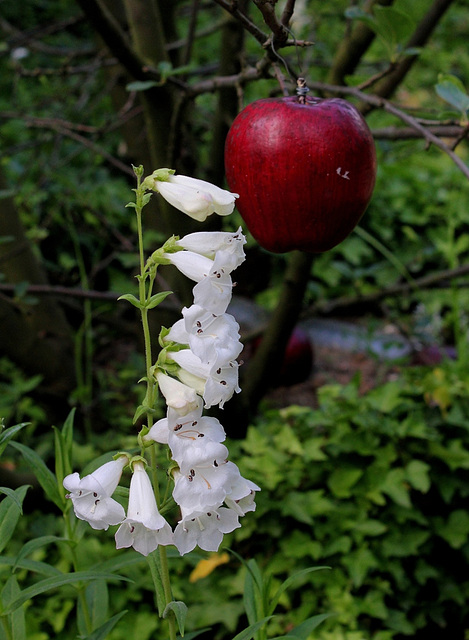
225,96 -> 377,254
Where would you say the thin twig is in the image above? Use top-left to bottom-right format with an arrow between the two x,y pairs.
281,0 -> 297,26
310,263 -> 469,316
212,0 -> 268,46
371,125 -> 465,140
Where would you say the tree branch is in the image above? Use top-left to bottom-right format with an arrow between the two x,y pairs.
310,263 -> 469,317
212,0 -> 268,46
363,0 -> 455,106
327,0 -> 395,86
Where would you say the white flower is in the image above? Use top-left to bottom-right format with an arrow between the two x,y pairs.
115,462 -> 173,556
176,227 -> 246,271
165,251 -> 214,283
63,456 -> 128,530
169,349 -> 240,409
224,465 -> 260,517
166,305 -> 242,366
172,444 -> 236,512
155,174 -> 238,222
145,399 -> 226,463
173,506 -> 241,555
165,251 -> 234,315
192,254 -> 234,315
156,370 -> 199,416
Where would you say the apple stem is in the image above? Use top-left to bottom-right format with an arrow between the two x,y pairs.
242,250 -> 314,412
296,77 -> 310,104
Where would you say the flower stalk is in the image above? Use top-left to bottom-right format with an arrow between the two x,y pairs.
62,165 -> 257,639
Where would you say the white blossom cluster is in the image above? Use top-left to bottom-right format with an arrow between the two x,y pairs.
63,175 -> 259,557
146,227 -> 259,555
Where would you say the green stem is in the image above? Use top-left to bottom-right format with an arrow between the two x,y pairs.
135,171 -> 176,640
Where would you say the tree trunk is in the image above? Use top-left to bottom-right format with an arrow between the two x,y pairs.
0,170 -> 75,396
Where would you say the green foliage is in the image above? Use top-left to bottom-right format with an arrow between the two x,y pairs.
228,360 -> 469,638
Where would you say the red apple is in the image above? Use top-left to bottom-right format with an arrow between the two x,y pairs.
224,96 -> 377,253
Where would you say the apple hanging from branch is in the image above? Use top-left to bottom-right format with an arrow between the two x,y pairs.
224,87 -> 377,253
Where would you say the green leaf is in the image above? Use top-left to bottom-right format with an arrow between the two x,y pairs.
126,80 -> 160,92
288,613 -> 335,639
231,616 -> 274,640
61,408 -> 75,453
270,567 -> 330,615
176,629 -> 211,640
0,486 -> 29,554
2,571 -> 132,615
146,290 -> 173,310
163,601 -> 188,637
0,555 -> 62,578
9,441 -> 64,510
328,467 -> 363,498
435,510 -> 469,549
436,74 -> 469,116
133,403 -> 154,424
117,293 -> 143,309
53,426 -> 72,495
0,576 -> 26,639
405,459 -> 431,493
0,423 -> 29,457
0,487 -> 26,513
86,579 -> 109,631
12,535 -> 67,572
380,468 -> 411,508
82,610 -> 128,640
240,557 -> 265,625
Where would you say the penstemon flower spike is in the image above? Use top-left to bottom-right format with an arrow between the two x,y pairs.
62,166 -> 259,640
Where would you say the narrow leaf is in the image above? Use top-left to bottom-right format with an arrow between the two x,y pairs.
1,576 -> 25,637
53,427 -> 71,495
232,616 -> 274,640
288,613 -> 335,639
2,571 -> 132,614
126,80 -> 160,92
270,567 -> 330,615
82,610 -> 128,640
0,555 -> 63,577
176,629 -> 211,640
86,579 -> 109,630
163,601 -> 188,637
117,293 -> 142,309
0,486 -> 29,554
146,290 -> 173,310
62,409 -> 75,456
0,487 -> 26,513
9,441 -> 64,510
13,535 -> 67,572
0,423 -> 29,457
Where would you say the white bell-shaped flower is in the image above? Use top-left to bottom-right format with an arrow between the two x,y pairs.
115,461 -> 173,556
223,463 -> 260,517
156,370 -> 200,416
63,455 -> 128,530
176,227 -> 246,272
166,304 -> 242,367
172,443 -> 236,513
173,506 -> 241,556
169,349 -> 240,409
156,174 -> 238,222
145,398 -> 226,464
